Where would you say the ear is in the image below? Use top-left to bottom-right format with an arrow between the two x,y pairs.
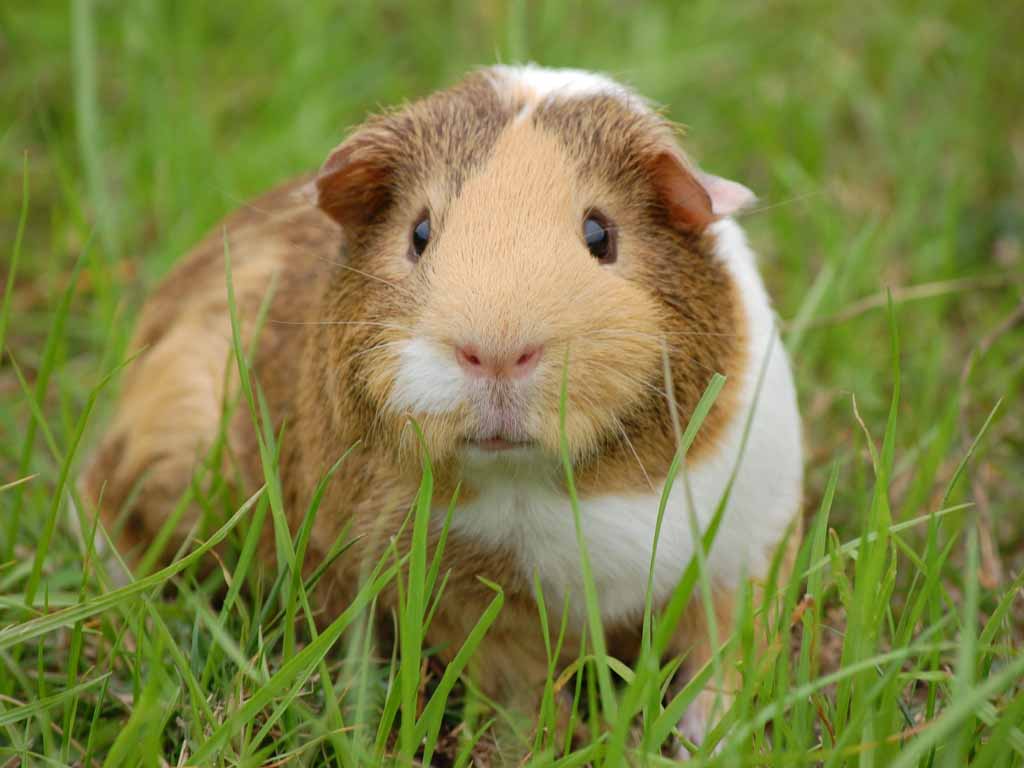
696,170 -> 757,217
312,125 -> 397,229
647,150 -> 755,231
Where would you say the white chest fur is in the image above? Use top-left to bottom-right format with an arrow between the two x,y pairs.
443,220 -> 803,626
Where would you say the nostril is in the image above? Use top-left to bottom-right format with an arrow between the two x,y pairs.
456,345 -> 483,370
510,345 -> 543,377
515,347 -> 540,369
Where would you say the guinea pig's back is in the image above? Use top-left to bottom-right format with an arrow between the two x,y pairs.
80,178 -> 341,561
132,178 -> 339,354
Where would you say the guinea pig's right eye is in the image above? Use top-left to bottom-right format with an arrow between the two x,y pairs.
409,214 -> 431,262
583,211 -> 616,264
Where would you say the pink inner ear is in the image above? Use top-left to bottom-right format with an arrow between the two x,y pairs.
696,172 -> 756,216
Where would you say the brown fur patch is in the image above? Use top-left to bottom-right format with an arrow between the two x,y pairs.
528,94 -> 746,493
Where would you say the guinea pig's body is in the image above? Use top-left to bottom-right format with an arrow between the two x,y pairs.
82,66 -> 802,753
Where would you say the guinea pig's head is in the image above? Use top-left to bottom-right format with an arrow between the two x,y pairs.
313,66 -> 753,486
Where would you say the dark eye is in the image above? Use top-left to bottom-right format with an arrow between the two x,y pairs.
409,214 -> 431,262
583,212 -> 616,264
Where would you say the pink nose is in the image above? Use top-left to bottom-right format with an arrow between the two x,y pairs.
455,344 -> 543,380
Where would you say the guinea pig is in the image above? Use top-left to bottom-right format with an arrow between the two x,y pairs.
80,65 -> 803,755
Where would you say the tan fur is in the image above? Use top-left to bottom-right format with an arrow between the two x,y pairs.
80,181 -> 339,556
80,69 -> 800,757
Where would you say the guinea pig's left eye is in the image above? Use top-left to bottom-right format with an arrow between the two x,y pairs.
583,211 -> 616,264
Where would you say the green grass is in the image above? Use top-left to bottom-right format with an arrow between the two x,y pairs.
2,0 -> 1023,765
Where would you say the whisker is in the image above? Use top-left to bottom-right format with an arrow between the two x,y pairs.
735,190 -> 824,218
343,339 -> 407,366
578,328 -> 742,341
214,190 -> 287,217
317,259 -> 420,301
580,337 -> 727,379
581,357 -> 728,436
212,181 -> 322,224
577,358 -> 675,406
611,415 -> 654,491
270,319 -> 415,333
561,389 -> 646,487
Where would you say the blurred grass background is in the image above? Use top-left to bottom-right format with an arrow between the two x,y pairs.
3,0 -> 1021,535
1,0 -> 1023,764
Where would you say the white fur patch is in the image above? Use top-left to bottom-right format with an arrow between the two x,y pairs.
488,64 -> 648,120
388,337 -> 465,415
444,219 -> 802,626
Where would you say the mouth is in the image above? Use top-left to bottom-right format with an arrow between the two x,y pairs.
467,435 -> 536,452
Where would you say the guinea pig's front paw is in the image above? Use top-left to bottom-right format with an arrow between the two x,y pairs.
673,689 -> 728,760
